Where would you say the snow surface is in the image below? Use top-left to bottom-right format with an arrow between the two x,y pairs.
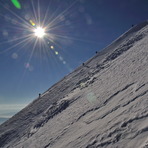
0,21 -> 148,148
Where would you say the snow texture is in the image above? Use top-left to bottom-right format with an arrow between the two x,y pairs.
0,21 -> 148,148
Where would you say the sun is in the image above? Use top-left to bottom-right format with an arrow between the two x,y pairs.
34,27 -> 46,38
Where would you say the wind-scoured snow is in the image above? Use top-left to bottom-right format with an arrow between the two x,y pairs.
0,21 -> 148,148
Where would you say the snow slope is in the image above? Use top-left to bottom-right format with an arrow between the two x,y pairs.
0,21 -> 148,148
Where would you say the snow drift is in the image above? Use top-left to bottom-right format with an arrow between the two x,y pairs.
0,21 -> 148,148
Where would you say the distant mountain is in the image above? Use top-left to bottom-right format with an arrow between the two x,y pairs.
0,21 -> 148,148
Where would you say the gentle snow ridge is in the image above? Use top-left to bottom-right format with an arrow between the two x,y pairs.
0,21 -> 148,148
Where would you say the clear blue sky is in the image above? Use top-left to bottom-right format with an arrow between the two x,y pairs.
0,0 -> 147,117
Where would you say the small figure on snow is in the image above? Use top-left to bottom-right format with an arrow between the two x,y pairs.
39,93 -> 41,98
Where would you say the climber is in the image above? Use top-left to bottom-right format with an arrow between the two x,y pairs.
39,93 -> 41,98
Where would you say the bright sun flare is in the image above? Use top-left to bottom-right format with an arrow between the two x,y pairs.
34,27 -> 45,38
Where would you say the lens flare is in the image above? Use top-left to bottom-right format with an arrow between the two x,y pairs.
50,46 -> 54,49
55,51 -> 59,55
11,0 -> 21,9
29,20 -> 36,27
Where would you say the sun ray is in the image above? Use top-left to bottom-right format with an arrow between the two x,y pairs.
45,1 -> 78,30
37,0 -> 41,26
0,13 -> 31,31
0,34 -> 32,45
0,35 -> 33,54
47,33 -> 101,44
31,0 -> 38,23
28,37 -> 38,62
42,0 -> 52,27
46,6 -> 62,28
15,38 -> 34,53
0,2 -> 31,29
19,38 -> 38,89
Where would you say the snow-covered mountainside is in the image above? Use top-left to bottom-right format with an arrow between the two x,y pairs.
0,21 -> 148,148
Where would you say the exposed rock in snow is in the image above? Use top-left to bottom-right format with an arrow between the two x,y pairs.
0,21 -> 148,148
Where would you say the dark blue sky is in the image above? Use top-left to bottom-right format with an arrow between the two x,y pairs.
0,0 -> 147,116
